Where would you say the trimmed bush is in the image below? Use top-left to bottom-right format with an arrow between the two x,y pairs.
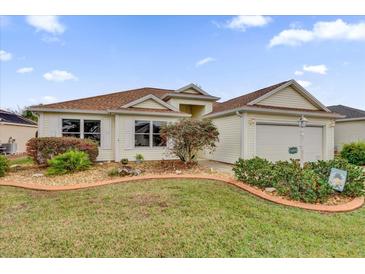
233,157 -> 364,203
340,141 -> 365,166
47,150 -> 92,175
26,137 -> 98,166
306,158 -> 365,197
232,157 -> 274,188
0,155 -> 10,177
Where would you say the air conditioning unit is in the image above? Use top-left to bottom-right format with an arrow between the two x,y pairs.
1,143 -> 18,154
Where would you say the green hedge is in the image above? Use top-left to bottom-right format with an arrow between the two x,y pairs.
26,137 -> 98,166
340,141 -> 365,166
0,155 -> 9,177
233,157 -> 364,203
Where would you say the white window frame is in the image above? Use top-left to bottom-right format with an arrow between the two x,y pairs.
134,120 -> 166,148
61,118 -> 101,146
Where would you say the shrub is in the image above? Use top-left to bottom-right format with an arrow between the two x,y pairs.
233,157 -> 274,188
26,137 -> 98,166
161,118 -> 219,163
340,141 -> 365,166
233,157 -> 364,203
107,167 -> 119,177
47,150 -> 92,175
0,155 -> 10,177
121,158 -> 128,165
135,153 -> 144,162
306,158 -> 365,197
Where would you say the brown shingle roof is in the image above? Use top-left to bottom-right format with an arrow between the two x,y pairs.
34,87 -> 174,111
212,80 -> 290,113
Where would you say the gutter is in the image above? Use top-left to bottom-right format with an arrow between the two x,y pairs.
205,106 -> 345,119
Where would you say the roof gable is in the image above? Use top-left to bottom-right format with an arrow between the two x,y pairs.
175,83 -> 211,96
121,94 -> 179,112
247,80 -> 329,112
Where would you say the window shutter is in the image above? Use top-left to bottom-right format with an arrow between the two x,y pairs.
101,118 -> 112,149
124,119 -> 134,150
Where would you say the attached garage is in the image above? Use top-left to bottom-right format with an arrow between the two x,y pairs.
205,80 -> 341,164
256,123 -> 323,162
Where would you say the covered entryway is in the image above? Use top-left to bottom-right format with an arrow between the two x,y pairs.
256,123 -> 323,162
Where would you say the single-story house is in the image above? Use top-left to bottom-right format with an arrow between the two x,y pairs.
30,79 -> 340,163
327,104 -> 365,151
0,109 -> 38,153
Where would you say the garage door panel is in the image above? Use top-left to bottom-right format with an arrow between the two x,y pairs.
256,124 -> 323,162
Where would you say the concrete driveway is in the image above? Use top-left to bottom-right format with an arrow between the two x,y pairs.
198,160 -> 234,176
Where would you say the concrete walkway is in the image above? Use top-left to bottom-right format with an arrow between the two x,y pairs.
198,159 -> 234,176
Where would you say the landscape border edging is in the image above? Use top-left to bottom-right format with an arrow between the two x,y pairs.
0,174 -> 363,213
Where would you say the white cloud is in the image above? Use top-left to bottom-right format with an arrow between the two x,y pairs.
269,29 -> 314,47
42,96 -> 57,103
196,57 -> 216,67
303,64 -> 328,75
269,19 -> 365,47
217,15 -> 272,32
296,80 -> 312,88
43,70 -> 78,82
16,67 -> 34,74
26,16 -> 65,34
0,50 -> 12,61
294,70 -> 304,76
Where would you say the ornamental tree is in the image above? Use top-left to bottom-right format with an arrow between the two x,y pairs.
161,118 -> 219,163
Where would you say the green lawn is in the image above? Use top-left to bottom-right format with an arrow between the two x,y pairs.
0,179 -> 364,257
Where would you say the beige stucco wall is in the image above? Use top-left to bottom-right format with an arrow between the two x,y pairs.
257,86 -> 319,110
116,114 -> 180,161
39,112 -> 115,161
0,123 -> 37,153
333,120 -> 365,151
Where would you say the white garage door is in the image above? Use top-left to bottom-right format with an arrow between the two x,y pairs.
256,124 -> 323,162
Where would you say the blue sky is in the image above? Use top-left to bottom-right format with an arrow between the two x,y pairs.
1,15 -> 365,110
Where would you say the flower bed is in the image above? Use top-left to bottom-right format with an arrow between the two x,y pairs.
233,157 -> 365,204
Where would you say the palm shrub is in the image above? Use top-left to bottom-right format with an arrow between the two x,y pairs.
160,118 -> 219,163
47,150 -> 92,175
0,155 -> 10,177
340,141 -> 365,166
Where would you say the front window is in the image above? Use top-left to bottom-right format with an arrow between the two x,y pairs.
62,119 -> 81,138
135,120 -> 166,147
62,118 -> 101,145
84,120 -> 101,145
135,120 -> 150,147
152,121 -> 166,147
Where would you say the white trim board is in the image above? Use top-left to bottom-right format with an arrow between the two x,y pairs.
121,94 -> 179,111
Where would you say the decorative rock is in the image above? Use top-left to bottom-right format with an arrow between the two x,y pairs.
117,166 -> 143,177
32,173 -> 44,178
175,170 -> 182,175
265,187 -> 277,193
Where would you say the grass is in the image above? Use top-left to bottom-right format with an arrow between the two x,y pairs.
0,179 -> 364,257
8,156 -> 33,166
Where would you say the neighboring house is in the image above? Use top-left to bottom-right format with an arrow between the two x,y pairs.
327,105 -> 365,151
0,109 -> 38,153
30,80 -> 340,163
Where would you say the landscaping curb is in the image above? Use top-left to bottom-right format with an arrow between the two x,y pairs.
1,174 -> 363,213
